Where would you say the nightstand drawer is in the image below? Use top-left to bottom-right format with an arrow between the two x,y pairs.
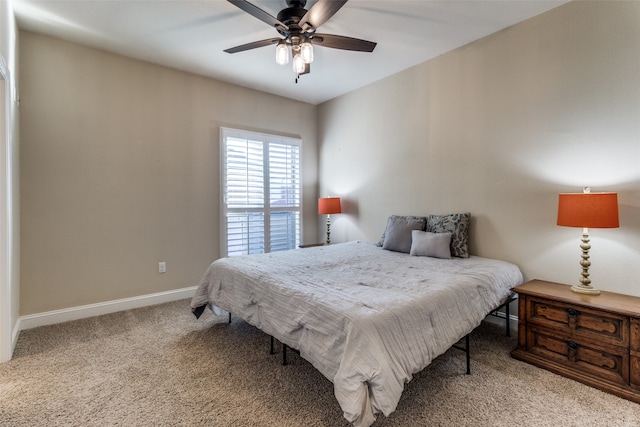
526,296 -> 629,348
632,318 -> 640,390
527,326 -> 629,386
632,354 -> 640,390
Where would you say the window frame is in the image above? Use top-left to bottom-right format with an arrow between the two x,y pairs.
220,127 -> 303,257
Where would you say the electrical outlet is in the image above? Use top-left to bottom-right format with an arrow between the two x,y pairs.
158,262 -> 166,274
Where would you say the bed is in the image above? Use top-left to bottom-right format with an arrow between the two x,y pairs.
191,222 -> 523,426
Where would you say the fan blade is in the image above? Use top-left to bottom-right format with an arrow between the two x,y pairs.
299,0 -> 348,31
224,38 -> 281,54
311,34 -> 376,52
227,0 -> 287,32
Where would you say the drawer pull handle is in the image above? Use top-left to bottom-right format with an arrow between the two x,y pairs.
567,308 -> 579,329
567,341 -> 578,362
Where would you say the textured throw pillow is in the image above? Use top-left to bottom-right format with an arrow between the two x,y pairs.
410,230 -> 452,259
381,215 -> 427,253
426,213 -> 470,258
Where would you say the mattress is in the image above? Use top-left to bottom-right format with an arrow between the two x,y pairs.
191,240 -> 523,426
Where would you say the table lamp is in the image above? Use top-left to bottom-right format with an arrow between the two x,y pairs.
557,188 -> 619,295
318,197 -> 341,244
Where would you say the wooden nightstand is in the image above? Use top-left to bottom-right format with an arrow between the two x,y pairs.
511,279 -> 640,404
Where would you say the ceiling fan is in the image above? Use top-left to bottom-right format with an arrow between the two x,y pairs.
224,0 -> 377,82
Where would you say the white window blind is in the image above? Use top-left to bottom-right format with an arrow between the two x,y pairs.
221,128 -> 302,257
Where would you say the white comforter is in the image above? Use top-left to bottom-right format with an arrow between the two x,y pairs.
191,241 -> 523,426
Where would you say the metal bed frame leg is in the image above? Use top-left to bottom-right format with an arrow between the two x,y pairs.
487,296 -> 516,337
282,343 -> 288,365
267,336 -> 284,362
453,333 -> 471,375
225,314 -> 281,363
505,301 -> 511,337
464,334 -> 470,375
281,343 -> 299,365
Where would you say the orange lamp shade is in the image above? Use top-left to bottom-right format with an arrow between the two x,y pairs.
557,193 -> 619,228
318,197 -> 341,215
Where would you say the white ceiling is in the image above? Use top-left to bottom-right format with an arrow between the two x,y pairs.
12,0 -> 569,105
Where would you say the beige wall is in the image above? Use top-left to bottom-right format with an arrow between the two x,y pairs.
17,0 -> 640,319
19,31 -> 318,315
318,1 -> 640,296
1,0 -> 20,361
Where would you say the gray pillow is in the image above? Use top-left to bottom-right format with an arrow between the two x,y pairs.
410,231 -> 452,259
377,215 -> 427,247
426,213 -> 470,258
382,215 -> 427,253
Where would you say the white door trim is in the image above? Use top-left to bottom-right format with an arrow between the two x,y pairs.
0,54 -> 14,363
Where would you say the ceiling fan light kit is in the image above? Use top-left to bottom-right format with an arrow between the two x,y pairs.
301,39 -> 314,63
293,50 -> 306,74
275,39 -> 290,64
225,0 -> 376,83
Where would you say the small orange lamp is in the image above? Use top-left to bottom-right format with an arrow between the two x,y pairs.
557,188 -> 619,295
318,197 -> 341,244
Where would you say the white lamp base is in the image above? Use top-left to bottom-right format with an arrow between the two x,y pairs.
570,230 -> 600,295
325,215 -> 331,245
571,284 -> 601,295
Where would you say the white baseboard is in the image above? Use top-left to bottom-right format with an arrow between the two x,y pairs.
19,286 -> 197,330
12,317 -> 20,351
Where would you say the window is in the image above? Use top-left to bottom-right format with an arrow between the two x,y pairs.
221,127 -> 302,257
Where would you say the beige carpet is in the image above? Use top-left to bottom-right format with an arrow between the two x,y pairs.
1,300 -> 639,427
